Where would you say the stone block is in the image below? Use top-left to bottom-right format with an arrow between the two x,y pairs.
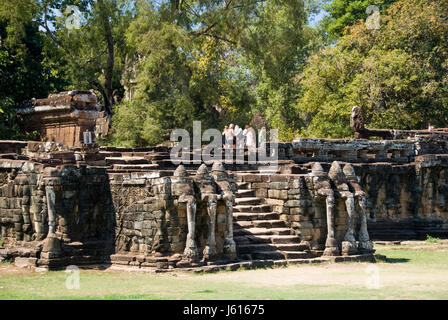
269,182 -> 289,190
290,207 -> 308,215
270,175 -> 290,183
260,175 -> 271,182
255,189 -> 267,198
34,222 -> 44,234
265,198 -> 284,206
287,189 -> 301,195
14,257 -> 37,268
252,182 -> 269,189
268,189 -> 288,200
285,200 -> 300,207
134,221 -> 142,231
241,175 -> 262,182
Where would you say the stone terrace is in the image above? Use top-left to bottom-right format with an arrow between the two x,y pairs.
1,133 -> 448,271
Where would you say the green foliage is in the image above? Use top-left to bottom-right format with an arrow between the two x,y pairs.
109,0 -> 309,146
0,18 -> 66,139
321,0 -> 398,41
426,235 -> 440,244
239,0 -> 313,141
45,0 -> 134,111
297,0 -> 448,138
2,0 -> 446,144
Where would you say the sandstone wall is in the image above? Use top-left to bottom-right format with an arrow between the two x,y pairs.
0,162 -> 113,247
108,173 -> 230,257
355,155 -> 448,239
238,173 -> 355,251
0,161 -> 234,267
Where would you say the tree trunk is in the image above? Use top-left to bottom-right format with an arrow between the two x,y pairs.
97,0 -> 115,114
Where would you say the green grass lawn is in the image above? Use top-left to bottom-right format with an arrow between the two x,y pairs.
1,245 -> 448,300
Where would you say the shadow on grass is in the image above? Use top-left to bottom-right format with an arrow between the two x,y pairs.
384,257 -> 410,264
194,289 -> 217,294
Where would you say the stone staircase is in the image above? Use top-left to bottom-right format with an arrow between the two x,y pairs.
233,180 -> 314,260
100,146 -> 316,260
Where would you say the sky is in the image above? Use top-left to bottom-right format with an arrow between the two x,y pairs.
40,2 -> 331,33
308,8 -> 329,27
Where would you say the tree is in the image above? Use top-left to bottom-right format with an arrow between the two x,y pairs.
109,0 -> 313,146
109,1 -> 257,146
0,0 -> 135,115
320,0 -> 397,41
297,0 -> 448,138
239,0 -> 315,140
40,0 -> 134,114
0,11 -> 66,139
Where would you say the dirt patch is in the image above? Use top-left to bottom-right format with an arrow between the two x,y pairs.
199,261 -> 448,290
0,263 -> 34,275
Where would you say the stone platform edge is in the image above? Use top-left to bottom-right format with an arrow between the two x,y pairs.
111,253 -> 386,273
7,253 -> 385,273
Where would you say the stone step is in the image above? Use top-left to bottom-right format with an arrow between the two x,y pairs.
233,236 -> 251,244
234,197 -> 263,206
112,164 -> 160,170
236,243 -> 304,254
234,235 -> 271,244
251,220 -> 286,228
105,157 -> 149,165
233,221 -> 253,228
251,251 -> 285,260
275,243 -> 309,251
233,204 -> 272,213
237,182 -> 250,190
282,251 -> 314,259
236,189 -> 256,198
236,243 -> 278,253
233,227 -> 293,236
256,167 -> 280,174
255,235 -> 302,244
234,235 -> 302,246
234,235 -> 302,251
233,212 -> 280,221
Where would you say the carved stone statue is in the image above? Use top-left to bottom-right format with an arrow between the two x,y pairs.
42,167 -> 62,258
350,106 -> 365,138
172,165 -> 199,260
309,162 -> 340,256
211,161 -> 237,260
329,161 -> 357,256
43,167 -> 59,236
195,164 -> 218,260
350,105 -> 394,140
343,164 -> 374,253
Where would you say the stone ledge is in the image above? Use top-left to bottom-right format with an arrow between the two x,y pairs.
38,253 -> 382,274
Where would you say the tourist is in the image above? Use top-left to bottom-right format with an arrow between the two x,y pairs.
234,125 -> 244,149
258,126 -> 266,149
242,125 -> 249,146
222,125 -> 228,146
428,123 -> 434,131
225,124 -> 235,148
246,125 -> 256,151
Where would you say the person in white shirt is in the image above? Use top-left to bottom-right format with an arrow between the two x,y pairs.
246,125 -> 256,151
234,125 -> 244,149
428,123 -> 434,131
225,124 -> 235,148
258,126 -> 266,149
242,125 -> 248,146
222,125 -> 228,147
